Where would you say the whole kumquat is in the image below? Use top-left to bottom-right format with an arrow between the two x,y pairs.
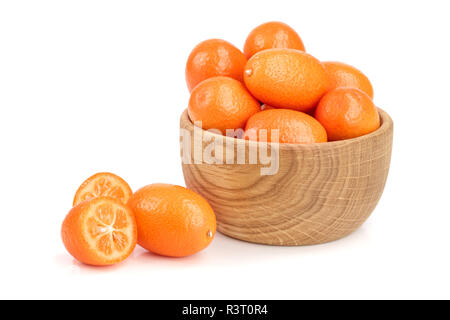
128,184 -> 216,257
245,109 -> 327,144
323,61 -> 374,98
186,39 -> 247,92
188,76 -> 260,134
243,21 -> 305,59
315,87 -> 380,141
244,49 -> 329,112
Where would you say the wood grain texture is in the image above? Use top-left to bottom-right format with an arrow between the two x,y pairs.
180,109 -> 393,246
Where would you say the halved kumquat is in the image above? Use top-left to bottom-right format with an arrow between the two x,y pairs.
73,172 -> 132,206
61,197 -> 137,266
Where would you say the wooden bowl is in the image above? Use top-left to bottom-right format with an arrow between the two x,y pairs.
180,109 -> 393,246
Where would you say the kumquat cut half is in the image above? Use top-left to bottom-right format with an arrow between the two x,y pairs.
73,172 -> 132,206
61,197 -> 137,266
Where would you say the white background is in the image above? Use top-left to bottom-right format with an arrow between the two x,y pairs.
1,0 -> 449,300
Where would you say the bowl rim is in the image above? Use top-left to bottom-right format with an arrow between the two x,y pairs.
180,108 -> 393,151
